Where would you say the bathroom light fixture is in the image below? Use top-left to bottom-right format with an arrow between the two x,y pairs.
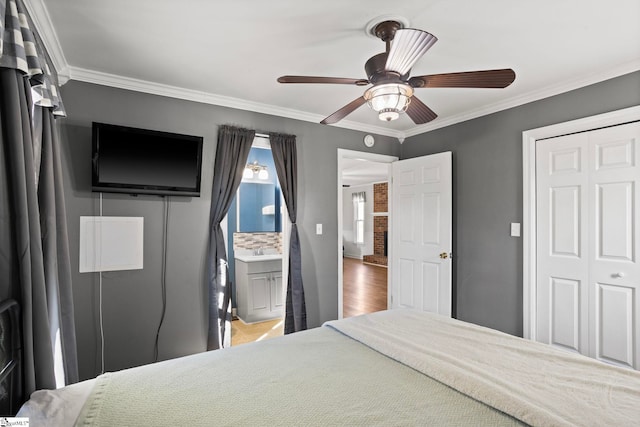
363,83 -> 413,121
243,161 -> 269,180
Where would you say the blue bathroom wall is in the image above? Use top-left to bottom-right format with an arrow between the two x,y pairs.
239,183 -> 272,231
238,147 -> 281,233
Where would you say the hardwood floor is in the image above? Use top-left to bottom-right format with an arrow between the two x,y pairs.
343,257 -> 388,318
232,258 -> 386,343
231,318 -> 283,346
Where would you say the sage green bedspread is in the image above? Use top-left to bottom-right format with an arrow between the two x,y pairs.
75,318 -> 523,426
74,309 -> 640,426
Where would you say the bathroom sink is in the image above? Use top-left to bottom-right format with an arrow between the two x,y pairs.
235,254 -> 282,262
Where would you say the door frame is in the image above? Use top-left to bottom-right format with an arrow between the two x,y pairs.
337,149 -> 398,319
522,105 -> 640,340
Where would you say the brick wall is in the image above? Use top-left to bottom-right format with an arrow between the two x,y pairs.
365,182 -> 388,266
373,182 -> 388,212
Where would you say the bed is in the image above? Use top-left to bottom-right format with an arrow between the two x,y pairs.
16,308 -> 640,426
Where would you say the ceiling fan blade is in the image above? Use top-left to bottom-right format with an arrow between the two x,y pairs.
385,29 -> 438,76
320,97 -> 367,125
406,96 -> 438,124
277,76 -> 369,85
410,69 -> 516,88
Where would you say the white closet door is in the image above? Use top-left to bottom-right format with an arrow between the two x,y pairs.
536,122 -> 640,369
536,133 -> 590,355
587,123 -> 640,368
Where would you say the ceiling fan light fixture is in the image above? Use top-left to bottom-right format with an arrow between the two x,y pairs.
385,29 -> 438,76
378,109 -> 400,122
364,83 -> 413,121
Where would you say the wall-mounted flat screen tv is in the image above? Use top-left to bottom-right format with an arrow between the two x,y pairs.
92,122 -> 203,197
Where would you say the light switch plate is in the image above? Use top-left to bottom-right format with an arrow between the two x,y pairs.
316,224 -> 323,235
510,222 -> 521,237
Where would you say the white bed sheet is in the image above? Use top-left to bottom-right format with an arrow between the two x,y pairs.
17,378 -> 95,426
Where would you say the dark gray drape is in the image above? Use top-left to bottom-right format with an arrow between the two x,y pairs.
0,0 -> 78,399
269,132 -> 307,333
207,125 -> 254,350
37,110 -> 79,385
0,69 -> 79,397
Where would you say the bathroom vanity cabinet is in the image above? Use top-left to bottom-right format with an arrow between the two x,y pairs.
235,257 -> 283,323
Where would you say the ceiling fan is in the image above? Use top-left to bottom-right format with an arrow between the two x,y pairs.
277,20 -> 516,125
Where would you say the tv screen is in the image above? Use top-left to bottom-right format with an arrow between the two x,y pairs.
92,122 -> 203,197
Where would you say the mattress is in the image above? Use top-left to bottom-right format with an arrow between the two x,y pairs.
18,309 -> 640,426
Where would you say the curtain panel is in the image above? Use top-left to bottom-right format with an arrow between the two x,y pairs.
352,191 -> 366,203
0,0 -> 66,115
352,191 -> 366,245
269,132 -> 307,334
206,125 -> 254,350
0,0 -> 77,400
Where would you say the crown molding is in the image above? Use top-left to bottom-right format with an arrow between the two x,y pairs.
22,0 -> 70,83
70,57 -> 639,142
24,0 -> 638,143
403,58 -> 640,138
68,66 -> 405,139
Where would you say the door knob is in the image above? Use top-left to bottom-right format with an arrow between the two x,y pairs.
439,252 -> 448,259
612,272 -> 625,278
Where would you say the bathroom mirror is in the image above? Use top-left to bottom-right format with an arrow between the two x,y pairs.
236,182 -> 281,232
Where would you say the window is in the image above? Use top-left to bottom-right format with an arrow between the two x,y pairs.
352,192 -> 366,244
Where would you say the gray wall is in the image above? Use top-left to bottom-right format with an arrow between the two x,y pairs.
400,71 -> 640,337
59,81 -> 400,380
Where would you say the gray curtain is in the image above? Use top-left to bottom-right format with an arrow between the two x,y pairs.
37,109 -> 79,385
1,0 -> 78,399
0,69 -> 78,396
269,132 -> 307,333
207,125 -> 254,350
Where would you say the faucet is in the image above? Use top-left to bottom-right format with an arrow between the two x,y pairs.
253,247 -> 264,256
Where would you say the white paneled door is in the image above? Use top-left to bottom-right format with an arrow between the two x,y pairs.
536,122 -> 640,368
391,152 -> 452,316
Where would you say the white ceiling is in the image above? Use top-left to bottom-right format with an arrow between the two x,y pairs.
342,157 -> 389,187
26,0 -> 640,140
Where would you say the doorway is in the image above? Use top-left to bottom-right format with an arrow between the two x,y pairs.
338,149 -> 397,319
228,136 -> 287,345
337,149 -> 454,319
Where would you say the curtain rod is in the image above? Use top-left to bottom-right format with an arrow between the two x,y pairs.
255,132 -> 269,139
